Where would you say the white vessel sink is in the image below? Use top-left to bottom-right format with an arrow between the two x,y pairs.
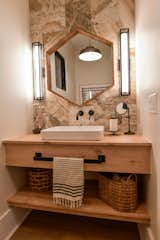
41,126 -> 104,141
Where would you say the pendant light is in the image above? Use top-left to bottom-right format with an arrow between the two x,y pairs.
79,46 -> 102,61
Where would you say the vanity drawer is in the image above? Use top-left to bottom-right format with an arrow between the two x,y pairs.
5,143 -> 151,174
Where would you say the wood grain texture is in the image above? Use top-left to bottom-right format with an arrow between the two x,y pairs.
4,134 -> 151,173
10,211 -> 140,240
8,189 -> 150,224
3,134 -> 152,146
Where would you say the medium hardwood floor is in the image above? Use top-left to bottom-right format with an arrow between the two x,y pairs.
10,211 -> 140,240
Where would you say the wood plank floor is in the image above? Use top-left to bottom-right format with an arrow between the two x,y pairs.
10,211 -> 140,240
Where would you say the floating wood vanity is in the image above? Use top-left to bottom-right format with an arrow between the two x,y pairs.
3,134 -> 151,224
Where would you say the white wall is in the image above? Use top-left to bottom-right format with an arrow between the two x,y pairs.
75,44 -> 112,86
75,45 -> 112,103
0,0 -> 33,239
58,42 -> 76,102
136,0 -> 160,239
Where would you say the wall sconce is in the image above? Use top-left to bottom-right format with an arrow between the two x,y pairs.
32,42 -> 44,100
120,28 -> 130,96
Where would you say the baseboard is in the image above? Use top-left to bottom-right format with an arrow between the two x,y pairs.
0,208 -> 31,240
138,224 -> 154,240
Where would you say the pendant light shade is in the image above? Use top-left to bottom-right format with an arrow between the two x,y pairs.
79,46 -> 102,61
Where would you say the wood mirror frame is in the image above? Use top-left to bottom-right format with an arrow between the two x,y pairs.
46,27 -> 114,106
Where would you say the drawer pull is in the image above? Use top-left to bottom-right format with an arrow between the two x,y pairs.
84,155 -> 105,163
34,152 -> 105,164
34,152 -> 53,161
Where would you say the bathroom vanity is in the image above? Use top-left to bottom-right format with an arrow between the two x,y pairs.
3,134 -> 151,224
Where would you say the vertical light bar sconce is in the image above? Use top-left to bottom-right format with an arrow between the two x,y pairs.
32,42 -> 44,100
120,28 -> 130,96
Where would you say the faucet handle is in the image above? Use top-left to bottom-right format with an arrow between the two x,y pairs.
78,110 -> 84,116
88,110 -> 94,120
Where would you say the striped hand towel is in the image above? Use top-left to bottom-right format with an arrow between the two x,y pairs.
53,157 -> 84,208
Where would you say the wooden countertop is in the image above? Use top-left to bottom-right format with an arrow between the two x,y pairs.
3,134 -> 152,147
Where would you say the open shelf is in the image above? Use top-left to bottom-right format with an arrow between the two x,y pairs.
8,188 -> 150,224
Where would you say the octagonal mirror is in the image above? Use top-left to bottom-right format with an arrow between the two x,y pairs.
46,28 -> 114,106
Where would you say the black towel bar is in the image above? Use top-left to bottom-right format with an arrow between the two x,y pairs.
33,152 -> 105,164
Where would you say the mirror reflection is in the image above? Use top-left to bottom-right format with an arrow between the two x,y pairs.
47,30 -> 114,105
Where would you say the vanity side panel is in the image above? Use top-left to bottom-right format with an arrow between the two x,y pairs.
5,143 -> 151,174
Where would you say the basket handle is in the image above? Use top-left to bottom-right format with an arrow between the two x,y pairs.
127,174 -> 137,184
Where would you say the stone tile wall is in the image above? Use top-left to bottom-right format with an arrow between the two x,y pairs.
30,0 -> 136,133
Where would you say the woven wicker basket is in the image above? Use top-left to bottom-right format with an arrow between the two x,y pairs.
28,168 -> 52,191
99,173 -> 138,212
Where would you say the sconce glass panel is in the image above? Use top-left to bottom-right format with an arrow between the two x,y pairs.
120,29 -> 130,96
32,42 -> 44,100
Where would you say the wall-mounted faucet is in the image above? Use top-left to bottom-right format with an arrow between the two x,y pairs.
76,109 -> 94,120
76,110 -> 84,120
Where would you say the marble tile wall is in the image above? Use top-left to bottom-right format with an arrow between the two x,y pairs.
30,0 -> 136,133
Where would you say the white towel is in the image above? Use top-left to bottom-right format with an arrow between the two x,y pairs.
53,157 -> 84,208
